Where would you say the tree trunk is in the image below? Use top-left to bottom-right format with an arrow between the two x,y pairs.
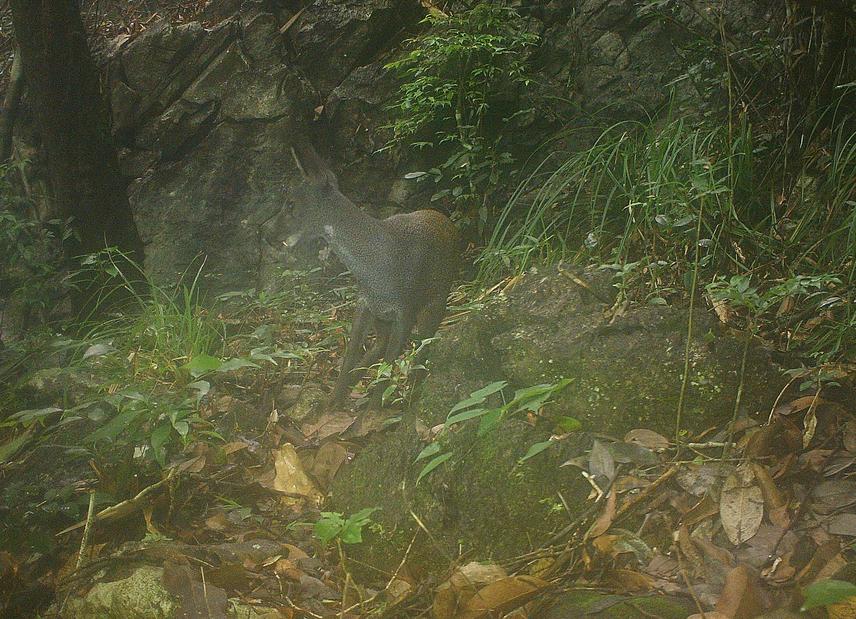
0,49 -> 25,163
9,0 -> 144,265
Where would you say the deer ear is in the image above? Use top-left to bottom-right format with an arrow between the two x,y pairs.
290,147 -> 308,179
293,143 -> 339,188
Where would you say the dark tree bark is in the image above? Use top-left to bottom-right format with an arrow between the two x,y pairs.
0,49 -> 24,163
9,0 -> 143,265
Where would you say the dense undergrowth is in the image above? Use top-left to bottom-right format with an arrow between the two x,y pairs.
478,105 -> 856,361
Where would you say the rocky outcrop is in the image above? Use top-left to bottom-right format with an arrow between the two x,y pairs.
330,266 -> 785,575
90,0 -> 776,288
417,265 -> 782,435
102,1 -> 425,290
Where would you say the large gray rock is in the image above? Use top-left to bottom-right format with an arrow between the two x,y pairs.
536,0 -> 775,119
99,0 -> 778,290
416,265 -> 784,436
290,0 -> 423,97
331,267 -> 787,577
105,6 -> 317,291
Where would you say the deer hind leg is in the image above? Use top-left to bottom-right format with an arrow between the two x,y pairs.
330,302 -> 373,406
409,298 -> 447,389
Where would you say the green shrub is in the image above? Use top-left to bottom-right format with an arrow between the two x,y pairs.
385,3 -> 539,234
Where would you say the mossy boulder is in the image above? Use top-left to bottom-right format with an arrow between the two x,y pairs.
62,566 -> 177,619
332,417 -> 591,579
331,266 -> 786,578
542,590 -> 696,618
417,265 -> 784,436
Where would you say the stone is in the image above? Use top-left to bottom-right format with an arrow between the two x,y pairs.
416,265 -> 783,436
284,384 -> 326,422
220,66 -> 306,121
121,22 -> 204,96
62,566 -> 177,619
240,10 -> 283,66
290,0 -> 423,96
129,116 -> 304,292
109,79 -> 141,138
542,590 -> 696,618
331,417 -> 591,577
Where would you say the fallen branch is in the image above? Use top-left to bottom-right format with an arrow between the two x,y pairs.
57,470 -> 174,536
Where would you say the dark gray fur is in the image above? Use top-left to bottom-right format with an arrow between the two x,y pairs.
265,145 -> 461,406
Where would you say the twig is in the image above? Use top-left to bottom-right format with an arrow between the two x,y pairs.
675,196 -> 705,448
75,491 -> 97,570
339,529 -> 419,616
338,539 -> 354,619
676,545 -> 706,618
614,465 -> 679,524
200,566 -> 213,619
723,326 -> 752,458
57,470 -> 175,536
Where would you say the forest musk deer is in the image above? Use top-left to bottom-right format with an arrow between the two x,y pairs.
264,145 -> 461,407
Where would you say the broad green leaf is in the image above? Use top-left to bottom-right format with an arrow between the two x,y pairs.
519,439 -> 554,463
184,354 -> 222,377
0,429 -> 34,464
339,507 -> 379,544
415,442 -> 442,463
314,512 -> 345,544
447,381 -> 507,416
150,423 -> 172,467
187,380 -> 210,404
416,453 -> 453,485
555,416 -> 582,432
445,407 -> 490,427
510,378 -> 572,414
217,358 -> 259,373
801,579 -> 856,611
9,407 -> 62,426
173,420 -> 190,437
477,408 -> 504,437
86,409 -> 143,443
151,423 -> 172,450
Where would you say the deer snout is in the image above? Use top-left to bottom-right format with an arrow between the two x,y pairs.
283,231 -> 304,248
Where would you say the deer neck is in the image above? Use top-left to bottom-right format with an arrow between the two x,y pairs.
321,200 -> 390,290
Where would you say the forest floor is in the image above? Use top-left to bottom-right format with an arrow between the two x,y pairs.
2,267 -> 856,618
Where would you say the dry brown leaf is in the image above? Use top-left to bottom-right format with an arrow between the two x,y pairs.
796,540 -> 841,584
623,428 -> 670,451
262,443 -> 323,506
274,558 -> 304,581
677,525 -> 704,572
221,440 -> 249,455
828,596 -> 856,619
720,464 -> 764,545
308,442 -> 348,489
589,439 -> 616,482
826,513 -> 856,537
774,395 -> 825,417
715,564 -> 765,619
609,568 -> 654,592
299,411 -> 356,440
683,493 -> 720,527
587,486 -> 616,539
284,543 -> 309,561
812,480 -> 856,514
750,462 -> 786,510
458,575 -> 548,619
693,536 -> 735,574
204,511 -> 230,531
174,454 -> 206,473
385,578 -> 412,607
433,561 -> 508,619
